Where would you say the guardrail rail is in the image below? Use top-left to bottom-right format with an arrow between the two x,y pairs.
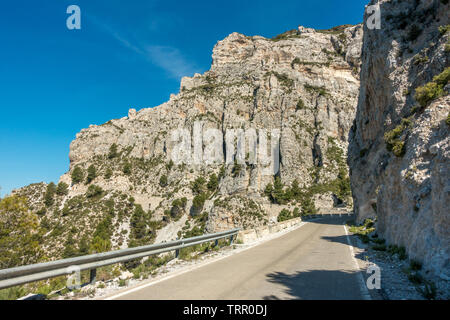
0,228 -> 240,290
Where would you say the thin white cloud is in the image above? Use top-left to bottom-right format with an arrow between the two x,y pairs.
88,15 -> 198,80
144,45 -> 198,80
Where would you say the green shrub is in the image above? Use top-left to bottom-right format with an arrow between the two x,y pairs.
171,198 -> 187,218
277,209 -> 292,222
71,166 -> 84,184
348,219 -> 375,243
384,119 -> 411,157
0,286 -> 27,300
290,179 -> 302,198
433,67 -> 450,87
264,177 -> 292,205
166,160 -> 174,171
264,176 -> 301,204
273,177 -> 288,204
415,82 -> 444,107
218,166 -> 226,179
159,175 -> 168,187
272,72 -> 294,91
207,174 -> 219,191
78,236 -> 89,256
413,54 -> 429,65
62,234 -> 77,258
264,183 -> 273,198
44,182 -> 56,207
191,176 -> 206,194
414,67 -> 449,107
392,140 -> 406,157
104,168 -> 113,180
192,193 -> 207,214
387,244 -> 407,260
296,99 -> 305,110
438,24 -> 450,35
129,204 -> 152,247
232,161 -> 243,177
86,165 -> 97,184
108,144 -> 118,159
301,196 -> 317,215
122,161 -> 132,175
0,196 -> 40,269
304,84 -> 328,96
86,185 -> 103,198
89,236 -> 111,254
56,182 -> 69,196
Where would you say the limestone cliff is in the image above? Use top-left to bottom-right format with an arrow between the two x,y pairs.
348,0 -> 449,278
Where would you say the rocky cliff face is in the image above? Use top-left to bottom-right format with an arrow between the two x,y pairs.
13,25 -> 362,259
349,0 -> 449,278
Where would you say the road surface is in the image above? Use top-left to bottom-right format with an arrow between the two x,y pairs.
106,216 -> 368,300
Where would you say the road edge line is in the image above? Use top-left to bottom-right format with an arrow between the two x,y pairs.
343,224 -> 372,300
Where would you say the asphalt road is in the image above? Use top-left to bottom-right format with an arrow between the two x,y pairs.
107,216 -> 367,300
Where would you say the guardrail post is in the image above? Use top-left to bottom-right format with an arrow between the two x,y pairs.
215,239 -> 219,247
89,269 -> 96,285
175,238 -> 180,258
229,235 -> 234,245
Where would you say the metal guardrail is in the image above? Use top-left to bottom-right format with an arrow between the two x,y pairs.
302,213 -> 354,220
0,228 -> 240,290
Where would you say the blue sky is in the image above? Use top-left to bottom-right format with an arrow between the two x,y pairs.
0,0 -> 368,196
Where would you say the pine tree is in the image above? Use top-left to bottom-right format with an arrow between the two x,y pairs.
0,196 -> 41,268
191,177 -> 206,194
44,182 -> 56,207
123,161 -> 132,175
290,179 -> 302,199
108,143 -> 118,159
159,175 -> 168,187
62,234 -> 77,258
56,182 -> 69,196
78,236 -> 89,256
273,176 -> 286,204
86,165 -> 97,184
129,204 -> 148,247
104,168 -> 113,180
207,174 -> 218,191
71,166 -> 84,184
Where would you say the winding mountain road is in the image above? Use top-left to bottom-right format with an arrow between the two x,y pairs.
104,216 -> 369,300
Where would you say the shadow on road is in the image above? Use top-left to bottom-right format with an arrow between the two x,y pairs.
303,215 -> 354,226
320,234 -> 366,250
263,269 -> 363,300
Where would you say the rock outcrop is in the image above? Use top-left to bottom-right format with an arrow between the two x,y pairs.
349,0 -> 449,278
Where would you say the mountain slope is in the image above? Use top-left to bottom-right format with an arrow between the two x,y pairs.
11,24 -> 362,261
